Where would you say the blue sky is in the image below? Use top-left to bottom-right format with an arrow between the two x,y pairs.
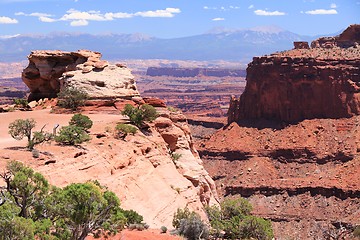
0,0 -> 359,38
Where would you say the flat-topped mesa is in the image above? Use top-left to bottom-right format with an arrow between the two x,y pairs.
22,50 -> 139,101
228,24 -> 360,124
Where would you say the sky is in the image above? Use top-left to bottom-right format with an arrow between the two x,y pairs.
0,0 -> 359,38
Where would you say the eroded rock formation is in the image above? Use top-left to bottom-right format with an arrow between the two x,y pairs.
228,24 -> 360,123
22,50 -> 139,101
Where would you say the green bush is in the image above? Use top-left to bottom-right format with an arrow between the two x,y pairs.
13,98 -> 28,108
114,123 -> 137,139
8,119 -> 52,150
0,161 -> 140,240
206,197 -> 273,240
69,113 -> 93,130
238,216 -> 274,240
122,104 -> 158,127
171,152 -> 182,161
57,86 -> 88,110
172,207 -> 196,229
128,224 -> 144,231
160,226 -> 167,233
122,209 -> 144,225
177,214 -> 209,240
55,125 -> 90,145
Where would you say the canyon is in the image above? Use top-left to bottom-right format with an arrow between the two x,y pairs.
201,24 -> 360,239
0,24 -> 359,239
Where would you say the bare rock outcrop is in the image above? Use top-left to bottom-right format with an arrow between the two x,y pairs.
22,50 -> 139,101
0,108 -> 218,227
228,25 -> 360,123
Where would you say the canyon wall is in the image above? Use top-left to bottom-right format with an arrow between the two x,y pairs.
228,24 -> 360,124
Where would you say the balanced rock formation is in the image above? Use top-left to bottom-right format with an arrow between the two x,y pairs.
22,50 -> 139,101
228,24 -> 360,123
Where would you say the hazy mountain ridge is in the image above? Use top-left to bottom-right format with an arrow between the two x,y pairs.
0,27 -> 318,62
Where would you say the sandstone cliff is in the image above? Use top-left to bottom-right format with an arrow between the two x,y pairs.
228,24 -> 360,123
22,50 -> 139,101
3,50 -> 219,228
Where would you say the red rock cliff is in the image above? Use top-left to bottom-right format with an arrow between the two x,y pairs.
228,25 -> 360,123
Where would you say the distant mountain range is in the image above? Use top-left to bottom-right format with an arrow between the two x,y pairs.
0,27 -> 335,63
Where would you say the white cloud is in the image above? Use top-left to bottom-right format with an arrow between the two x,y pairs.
0,34 -> 20,39
104,12 -> 132,19
305,9 -> 338,14
134,8 -> 181,18
15,12 -> 52,17
17,8 -> 181,27
330,3 -> 337,8
204,6 -> 239,11
254,10 -> 286,16
39,16 -> 56,22
248,5 -> 254,9
70,19 -> 88,26
0,16 -> 18,24
61,9 -> 109,21
212,17 -> 225,21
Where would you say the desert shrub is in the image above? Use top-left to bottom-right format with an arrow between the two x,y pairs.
128,224 -> 145,231
0,161 -> 136,240
171,152 -> 182,161
32,149 -> 40,158
114,123 -> 137,139
140,104 -> 158,122
172,207 -> 196,229
55,125 -> 90,145
238,216 -> 274,240
8,118 -> 36,142
177,214 -> 209,240
161,226 -> 168,233
8,119 -> 51,150
13,98 -> 28,108
206,197 -> 273,240
122,104 -> 158,127
121,209 -> 143,225
167,106 -> 179,112
69,113 -> 93,130
57,86 -> 88,110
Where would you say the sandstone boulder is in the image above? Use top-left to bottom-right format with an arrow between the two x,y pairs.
22,50 -> 139,101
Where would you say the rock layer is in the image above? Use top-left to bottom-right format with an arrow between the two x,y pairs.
228,24 -> 360,123
22,50 -> 139,101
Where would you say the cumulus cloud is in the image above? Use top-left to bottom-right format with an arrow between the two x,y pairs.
212,17 -> 225,21
254,9 -> 286,16
15,7 -> 181,27
70,19 -> 88,26
15,12 -> 52,17
16,11 -> 57,22
305,9 -> 338,14
39,16 -> 56,22
248,5 -> 254,9
0,16 -> 18,24
330,3 -> 337,8
134,8 -> 181,18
